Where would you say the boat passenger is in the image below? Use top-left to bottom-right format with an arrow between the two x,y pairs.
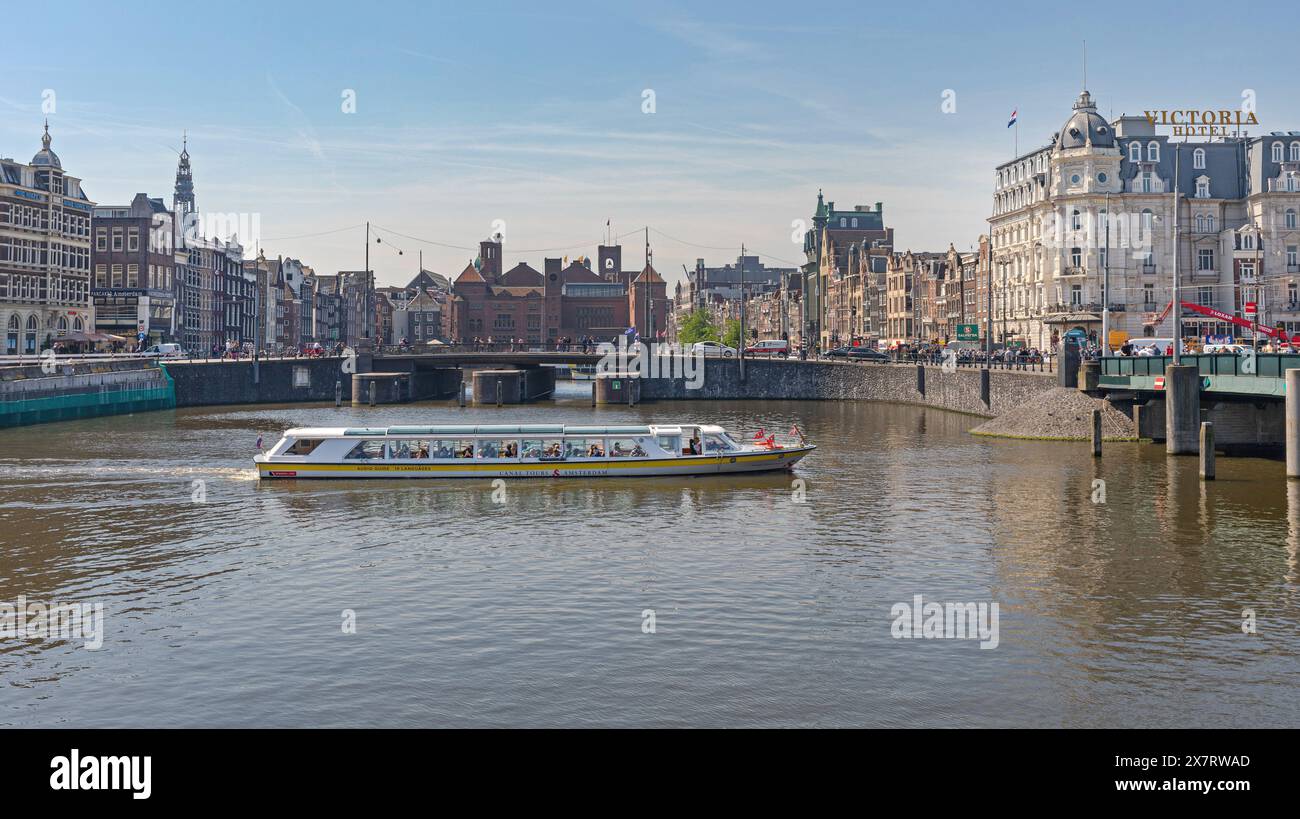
689,436 -> 702,455
458,445 -> 473,458
587,443 -> 604,457
611,443 -> 626,457
631,444 -> 646,457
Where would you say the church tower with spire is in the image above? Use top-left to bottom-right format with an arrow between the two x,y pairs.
173,134 -> 195,216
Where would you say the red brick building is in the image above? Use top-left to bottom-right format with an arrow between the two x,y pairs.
448,237 -> 669,344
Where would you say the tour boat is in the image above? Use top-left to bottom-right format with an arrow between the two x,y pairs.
254,423 -> 814,479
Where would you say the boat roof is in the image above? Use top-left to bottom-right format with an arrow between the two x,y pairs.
280,424 -> 724,438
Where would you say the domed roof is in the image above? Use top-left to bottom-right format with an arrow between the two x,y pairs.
31,120 -> 61,169
1057,90 -> 1113,150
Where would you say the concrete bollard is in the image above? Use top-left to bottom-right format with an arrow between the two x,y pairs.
335,380 -> 342,408
1200,421 -> 1215,480
1165,365 -> 1199,455
1091,409 -> 1102,457
979,368 -> 990,407
496,379 -> 502,407
1287,370 -> 1300,478
368,381 -> 376,407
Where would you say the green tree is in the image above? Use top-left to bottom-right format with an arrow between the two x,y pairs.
721,319 -> 743,349
676,310 -> 720,345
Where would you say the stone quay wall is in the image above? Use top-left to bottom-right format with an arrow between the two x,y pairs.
639,359 -> 1056,417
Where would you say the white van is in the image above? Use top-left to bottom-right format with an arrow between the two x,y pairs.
142,343 -> 186,358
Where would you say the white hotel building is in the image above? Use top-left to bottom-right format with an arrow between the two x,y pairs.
990,90 -> 1300,349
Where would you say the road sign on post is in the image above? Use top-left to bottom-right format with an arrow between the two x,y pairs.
956,324 -> 978,341
1245,302 -> 1257,319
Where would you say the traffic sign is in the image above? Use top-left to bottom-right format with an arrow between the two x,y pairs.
1245,302 -> 1257,318
1154,376 -> 1166,390
956,324 -> 978,341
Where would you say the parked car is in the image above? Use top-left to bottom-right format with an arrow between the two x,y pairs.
744,339 -> 790,358
141,343 -> 186,359
689,341 -> 737,358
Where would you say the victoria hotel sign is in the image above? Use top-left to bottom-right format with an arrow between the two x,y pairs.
1143,108 -> 1259,136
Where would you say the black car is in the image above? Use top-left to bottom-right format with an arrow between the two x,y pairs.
824,346 -> 854,358
846,348 -> 889,362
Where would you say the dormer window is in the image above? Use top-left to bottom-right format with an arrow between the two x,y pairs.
1195,176 -> 1210,198
1193,148 -> 1205,169
1129,142 -> 1141,162
1242,232 -> 1255,250
1291,142 -> 1300,162
1273,142 -> 1284,163
1147,141 -> 1160,162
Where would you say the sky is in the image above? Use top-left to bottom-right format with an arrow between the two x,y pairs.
3,0 -> 1297,289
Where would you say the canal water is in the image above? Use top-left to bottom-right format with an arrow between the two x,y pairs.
2,382 -> 1299,727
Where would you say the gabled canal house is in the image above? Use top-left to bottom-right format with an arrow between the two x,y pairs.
0,123 -> 94,354
990,89 -> 1300,350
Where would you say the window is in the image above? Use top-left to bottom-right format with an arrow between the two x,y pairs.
285,439 -> 323,456
1193,148 -> 1205,169
1129,142 -> 1141,162
127,228 -> 139,252
389,440 -> 432,459
1292,142 -> 1300,162
111,228 -> 123,251
1070,285 -> 1082,306
607,438 -> 649,458
1290,282 -> 1298,305
1140,172 -> 1154,192
1195,214 -> 1206,233
1197,287 -> 1212,306
1287,209 -> 1297,229
1070,247 -> 1082,267
1207,214 -> 1216,233
1273,142 -> 1285,163
657,435 -> 682,455
850,218 -> 858,228
1144,284 -> 1155,305
96,228 -> 106,251
1195,177 -> 1210,198
564,439 -> 604,458
839,218 -> 846,227
1242,233 -> 1255,250
1288,245 -> 1298,268
344,440 -> 386,460
127,264 -> 138,287
521,439 -> 564,460
476,439 -> 517,459
95,264 -> 106,287
1198,249 -> 1215,271
1147,141 -> 1160,162
1071,209 -> 1082,230
110,264 -> 123,287
429,439 -> 474,459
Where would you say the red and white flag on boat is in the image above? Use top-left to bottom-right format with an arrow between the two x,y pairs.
753,429 -> 765,440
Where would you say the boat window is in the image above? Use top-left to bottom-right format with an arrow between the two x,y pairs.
477,439 -> 518,459
390,439 -> 431,459
285,439 -> 322,456
656,435 -> 681,455
428,439 -> 473,459
607,437 -> 648,458
702,434 -> 733,453
565,438 -> 604,458
521,439 -> 564,460
344,440 -> 386,460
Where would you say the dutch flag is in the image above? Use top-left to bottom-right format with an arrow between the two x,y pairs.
1007,109 -> 1017,128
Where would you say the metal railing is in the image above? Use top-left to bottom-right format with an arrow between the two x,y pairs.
1101,352 -> 1300,379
